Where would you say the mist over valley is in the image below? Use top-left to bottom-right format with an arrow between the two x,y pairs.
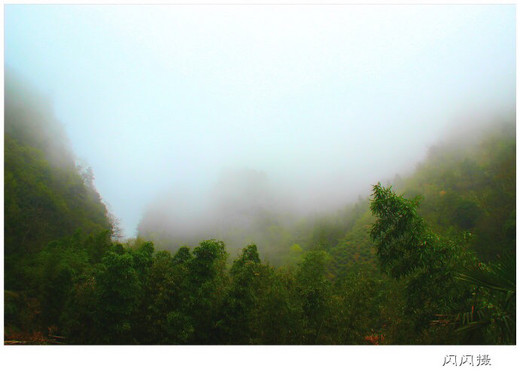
3,5 -> 516,349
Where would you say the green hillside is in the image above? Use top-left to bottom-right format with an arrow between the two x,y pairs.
4,80 -> 515,344
4,74 -> 113,290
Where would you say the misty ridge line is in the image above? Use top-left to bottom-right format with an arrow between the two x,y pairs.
4,68 -> 514,257
4,5 -> 515,242
136,114 -> 515,259
3,5 -> 516,350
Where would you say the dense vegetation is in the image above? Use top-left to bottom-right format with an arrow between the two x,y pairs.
4,73 -> 113,293
4,76 -> 515,344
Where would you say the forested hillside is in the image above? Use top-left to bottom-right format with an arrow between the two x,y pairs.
3,75 -> 515,344
4,74 -> 113,311
399,123 -> 516,261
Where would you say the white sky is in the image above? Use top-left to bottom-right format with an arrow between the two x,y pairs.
4,5 -> 516,237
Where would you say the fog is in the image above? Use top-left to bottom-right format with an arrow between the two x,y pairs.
4,70 -> 76,170
5,5 -> 515,244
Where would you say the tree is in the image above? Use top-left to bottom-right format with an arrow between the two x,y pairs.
456,252 -> 516,344
295,250 -> 332,344
136,249 -> 193,344
219,244 -> 267,344
370,183 -> 475,343
186,240 -> 229,344
95,245 -> 142,344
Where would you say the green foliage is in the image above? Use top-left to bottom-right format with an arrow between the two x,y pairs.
251,266 -> 303,344
370,183 -> 478,343
173,246 -> 192,264
219,244 -> 266,344
295,250 -> 332,343
136,249 -> 193,344
327,268 -> 384,344
186,240 -> 229,343
4,135 -> 111,258
95,248 -> 142,343
330,210 -> 376,278
370,184 -> 427,278
400,123 -> 515,261
456,252 -> 516,344
4,97 -> 514,345
279,243 -> 305,266
189,240 -> 228,285
4,75 -> 113,293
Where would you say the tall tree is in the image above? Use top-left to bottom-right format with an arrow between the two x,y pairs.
370,183 -> 475,343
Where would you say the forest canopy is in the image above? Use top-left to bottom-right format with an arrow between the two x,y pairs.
3,73 -> 515,345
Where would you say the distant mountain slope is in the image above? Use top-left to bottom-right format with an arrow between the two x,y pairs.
136,119 -> 515,269
326,120 -> 515,276
400,122 -> 515,261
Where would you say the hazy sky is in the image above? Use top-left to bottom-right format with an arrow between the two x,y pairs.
5,5 -> 515,238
